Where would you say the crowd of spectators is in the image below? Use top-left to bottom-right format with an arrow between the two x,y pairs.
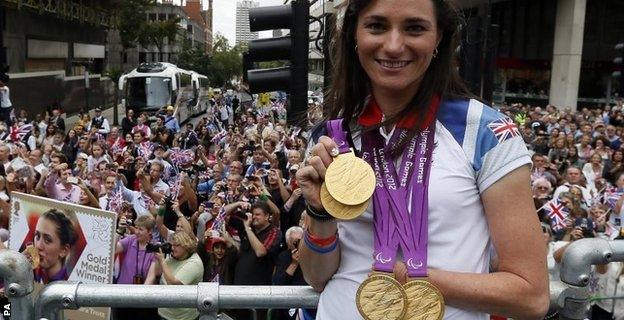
0,90 -> 325,320
8,90 -> 624,319
498,101 -> 624,320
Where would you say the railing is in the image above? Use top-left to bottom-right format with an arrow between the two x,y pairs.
2,238 -> 623,320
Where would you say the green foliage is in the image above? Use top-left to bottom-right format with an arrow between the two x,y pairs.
175,34 -> 243,87
175,40 -> 211,76
208,34 -> 243,87
104,68 -> 124,83
113,0 -> 157,50
258,61 -> 289,69
141,17 -> 182,52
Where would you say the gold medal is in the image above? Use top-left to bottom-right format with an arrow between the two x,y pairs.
25,245 -> 40,270
325,151 -> 376,206
356,273 -> 408,320
320,182 -> 370,220
402,279 -> 445,320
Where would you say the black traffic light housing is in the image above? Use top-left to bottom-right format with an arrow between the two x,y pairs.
245,0 -> 309,124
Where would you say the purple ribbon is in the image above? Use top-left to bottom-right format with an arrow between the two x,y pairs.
326,120 -> 351,154
362,125 -> 436,278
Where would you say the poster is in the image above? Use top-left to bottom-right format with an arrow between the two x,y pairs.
8,192 -> 116,320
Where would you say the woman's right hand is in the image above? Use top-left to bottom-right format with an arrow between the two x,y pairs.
296,136 -> 337,210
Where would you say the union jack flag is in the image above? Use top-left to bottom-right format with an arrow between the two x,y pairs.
604,187 -> 624,209
487,117 -> 520,143
9,123 -> 32,142
542,198 -> 570,232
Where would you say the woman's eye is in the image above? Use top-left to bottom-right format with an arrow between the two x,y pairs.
406,25 -> 425,32
365,23 -> 385,31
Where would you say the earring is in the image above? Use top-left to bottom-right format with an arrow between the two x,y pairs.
433,48 -> 439,58
355,44 -> 358,51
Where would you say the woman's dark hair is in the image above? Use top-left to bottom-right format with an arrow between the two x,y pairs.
325,0 -> 473,132
42,209 -> 78,247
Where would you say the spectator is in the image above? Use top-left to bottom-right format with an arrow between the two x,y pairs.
232,201 -> 281,320
0,79 -> 13,126
113,214 -> 159,319
121,109 -> 136,136
164,105 -> 180,134
87,107 -> 110,135
154,231 -> 204,320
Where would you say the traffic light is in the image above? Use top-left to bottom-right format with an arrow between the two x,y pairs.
245,0 -> 309,124
614,43 -> 624,96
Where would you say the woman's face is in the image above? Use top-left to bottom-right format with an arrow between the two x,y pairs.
170,241 -> 187,260
591,154 -> 602,164
615,151 -> 623,162
34,218 -> 69,270
596,139 -> 604,148
355,0 -> 440,96
68,130 -> 76,138
135,226 -> 151,244
79,189 -> 89,205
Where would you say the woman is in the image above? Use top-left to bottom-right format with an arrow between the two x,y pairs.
576,134 -> 593,165
548,137 -> 568,173
592,137 -> 612,161
582,153 -> 604,195
153,231 -> 204,320
113,215 -> 159,320
30,209 -> 77,284
604,149 -> 624,184
297,1 -> 548,319
42,124 -> 57,148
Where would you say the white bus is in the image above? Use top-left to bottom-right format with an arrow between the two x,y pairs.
119,62 -> 209,123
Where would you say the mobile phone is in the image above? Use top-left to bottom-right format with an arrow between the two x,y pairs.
68,176 -> 79,184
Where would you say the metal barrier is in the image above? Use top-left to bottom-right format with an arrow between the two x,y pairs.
2,239 -> 624,320
557,238 -> 624,320
0,249 -> 34,320
36,282 -> 319,320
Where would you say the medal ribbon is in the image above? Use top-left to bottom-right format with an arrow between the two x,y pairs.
326,120 -> 351,155
362,125 -> 436,278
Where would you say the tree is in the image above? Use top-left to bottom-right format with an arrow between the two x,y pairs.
142,17 -> 182,54
208,34 -> 243,87
113,0 -> 157,63
175,40 -> 211,76
175,34 -> 243,88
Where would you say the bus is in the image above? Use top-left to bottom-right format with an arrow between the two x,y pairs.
118,62 -> 209,123
190,71 -> 210,116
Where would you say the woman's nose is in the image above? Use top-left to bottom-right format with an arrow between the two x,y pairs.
383,29 -> 405,57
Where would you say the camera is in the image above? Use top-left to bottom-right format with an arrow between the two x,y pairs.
163,195 -> 173,212
574,217 -> 595,238
145,242 -> 172,254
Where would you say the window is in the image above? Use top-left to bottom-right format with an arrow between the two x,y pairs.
139,52 -> 146,63
158,13 -> 166,21
149,13 -> 157,21
187,25 -> 193,33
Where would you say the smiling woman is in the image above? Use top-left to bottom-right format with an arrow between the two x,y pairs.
298,0 -> 549,319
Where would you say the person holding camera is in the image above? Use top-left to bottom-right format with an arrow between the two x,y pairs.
113,215 -> 159,320
154,231 -> 204,320
231,201 -> 281,320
